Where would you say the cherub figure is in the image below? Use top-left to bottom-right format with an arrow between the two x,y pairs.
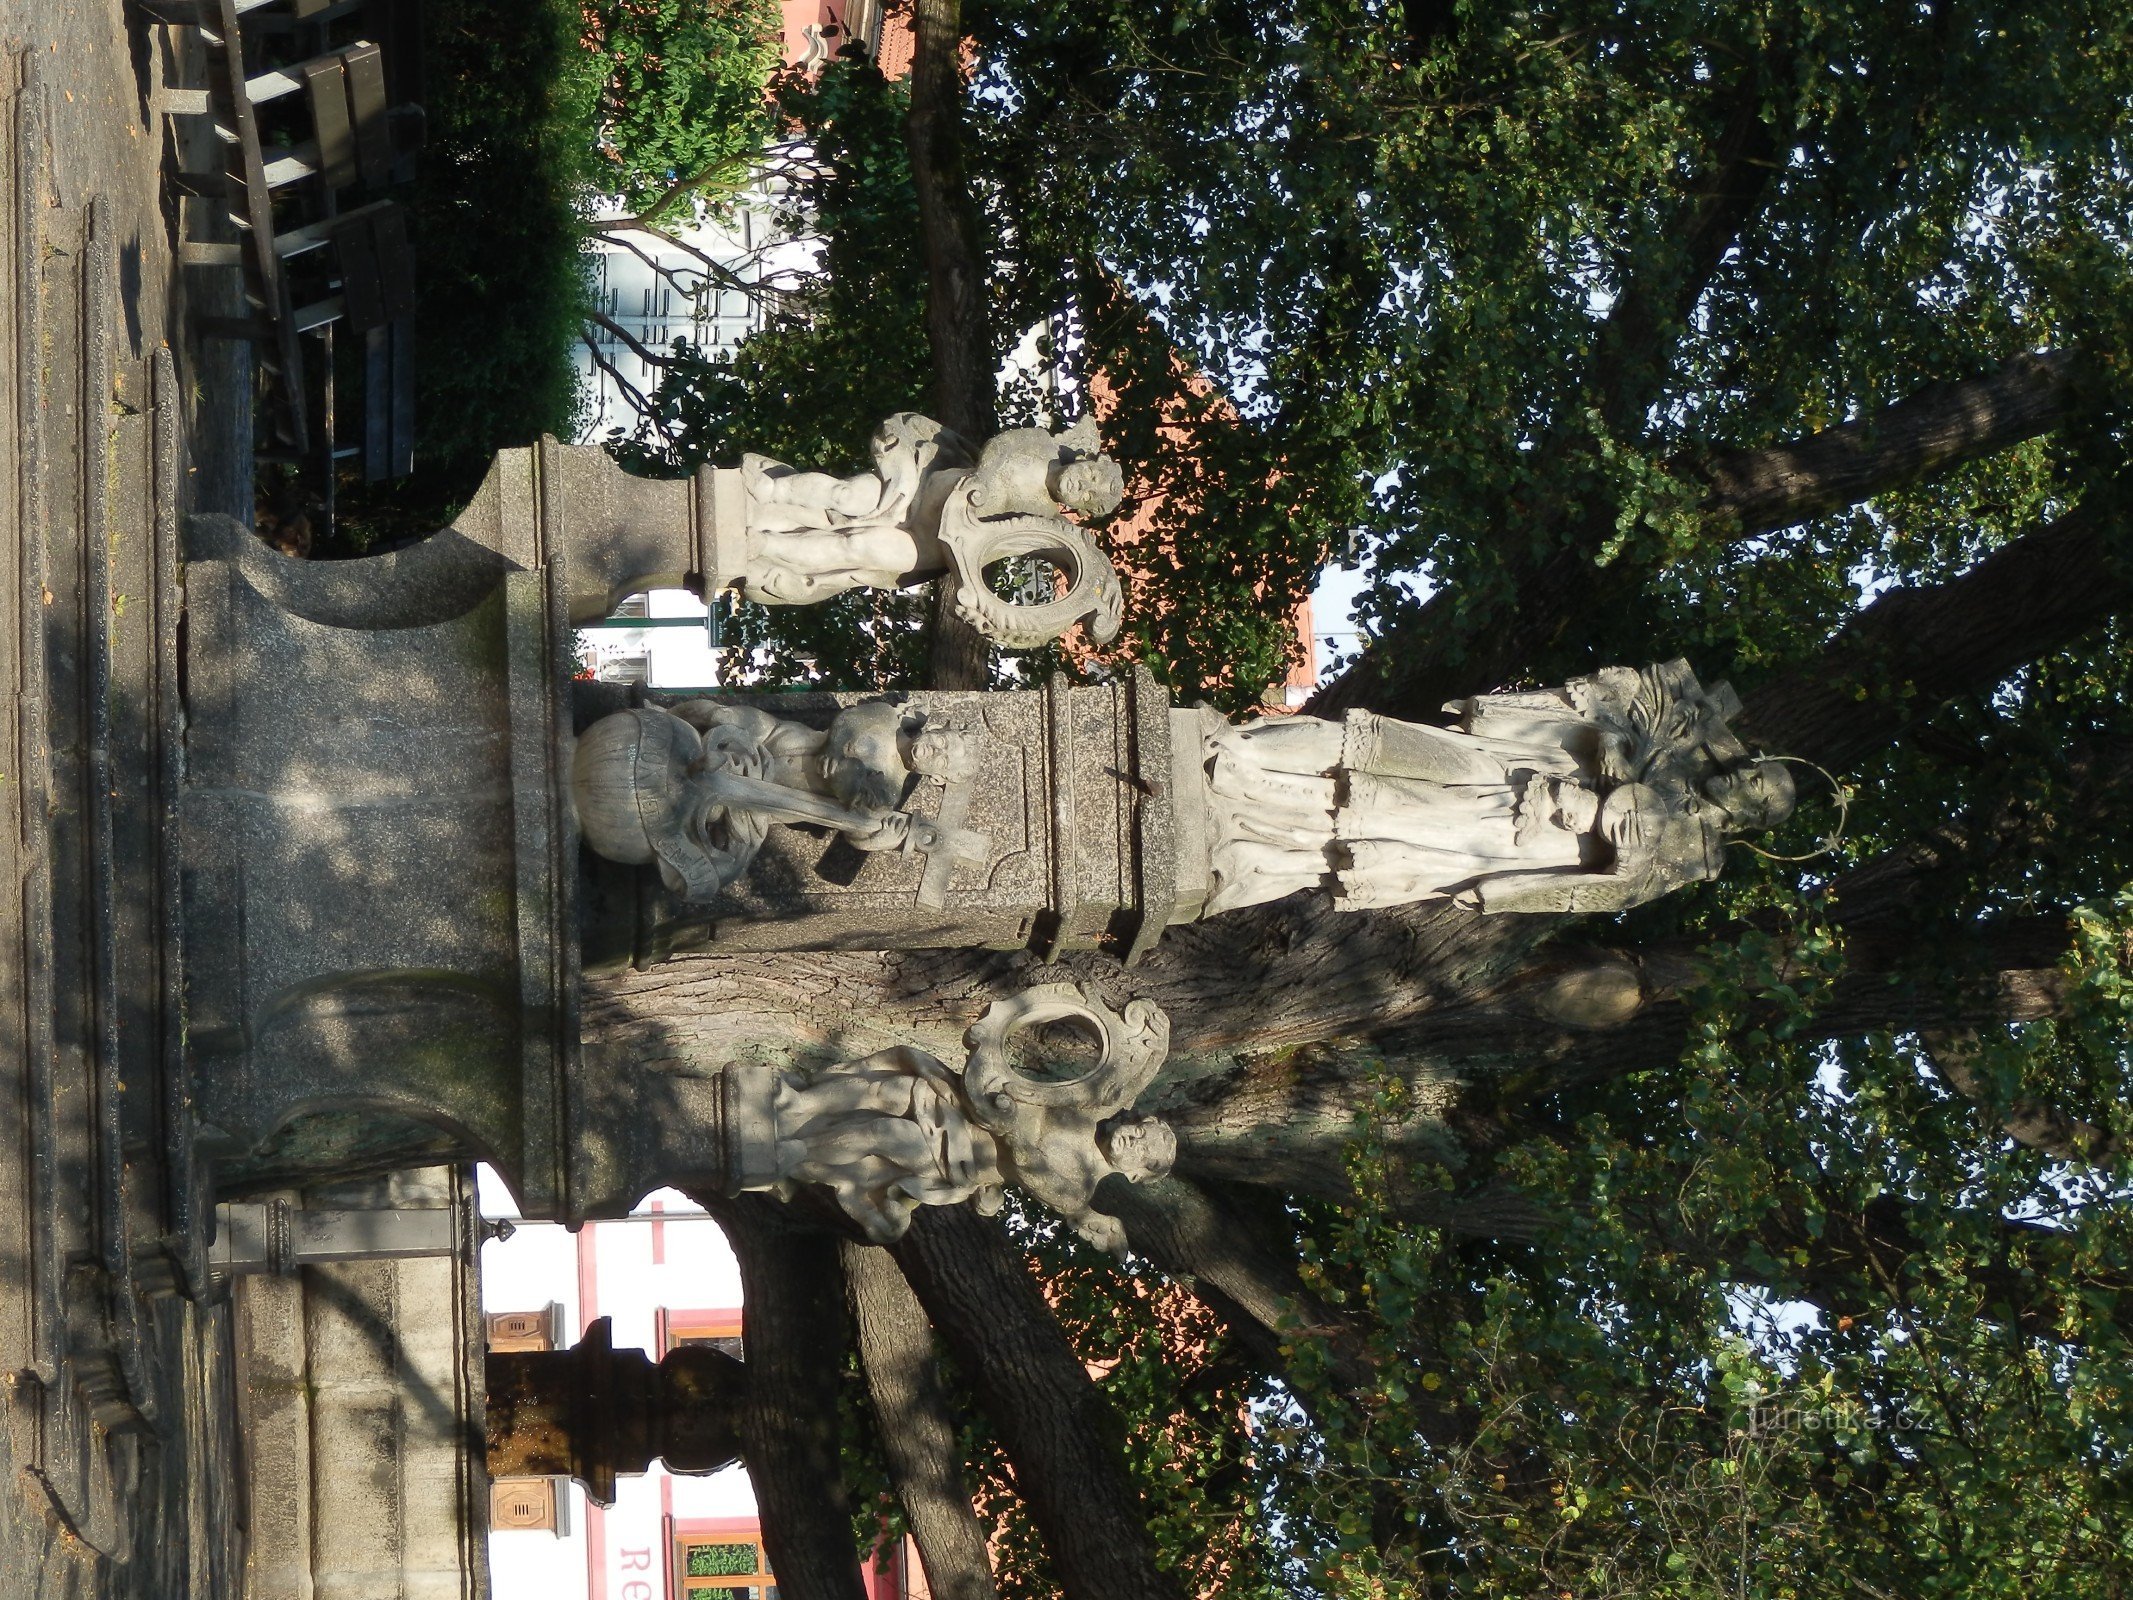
755,984 -> 1176,1253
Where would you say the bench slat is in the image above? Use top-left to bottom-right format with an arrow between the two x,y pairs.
301,57 -> 356,189
369,203 -> 417,319
342,42 -> 394,186
366,317 -> 416,481
336,219 -> 387,331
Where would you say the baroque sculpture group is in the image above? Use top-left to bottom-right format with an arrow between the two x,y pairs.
568,414 -> 1798,1251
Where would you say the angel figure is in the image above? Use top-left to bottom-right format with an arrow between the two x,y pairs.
770,1045 -> 1006,1243
755,984 -> 1177,1253
737,413 -> 975,603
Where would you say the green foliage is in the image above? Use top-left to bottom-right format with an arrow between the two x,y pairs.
336,0 -> 600,541
608,56 -> 939,685
585,0 -> 785,222
1249,899 -> 2133,1597
971,0 -> 2133,700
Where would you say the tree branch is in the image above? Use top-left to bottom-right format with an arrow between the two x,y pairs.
1753,1194 -> 2133,1346
1096,1173 -> 1379,1394
1690,350 -> 2078,536
590,219 -> 799,306
585,310 -> 679,372
1593,40 -> 1793,435
1921,1027 -> 2126,1167
1737,500 -> 2132,769
581,335 -> 680,444
1309,351 -> 2090,724
891,1204 -> 1185,1600
843,1241 -> 1001,1600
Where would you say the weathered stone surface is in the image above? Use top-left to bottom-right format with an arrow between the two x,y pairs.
576,668 -> 1177,965
233,1170 -> 488,1600
448,417 -> 1126,649
751,982 -> 1175,1251
178,512 -> 582,1216
1177,660 -> 1797,920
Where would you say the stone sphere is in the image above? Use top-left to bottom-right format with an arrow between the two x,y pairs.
572,708 -> 703,867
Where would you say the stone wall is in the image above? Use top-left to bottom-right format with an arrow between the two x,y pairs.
232,1168 -> 490,1600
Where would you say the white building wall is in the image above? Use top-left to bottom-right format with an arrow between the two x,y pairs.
576,196 -> 820,448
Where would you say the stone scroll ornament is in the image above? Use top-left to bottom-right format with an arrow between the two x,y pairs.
1192,658 -> 1800,918
732,413 -> 1127,650
573,697 -> 989,905
750,983 -> 1175,1254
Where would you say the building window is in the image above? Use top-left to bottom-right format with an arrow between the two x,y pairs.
673,1524 -> 774,1598
657,1307 -> 744,1362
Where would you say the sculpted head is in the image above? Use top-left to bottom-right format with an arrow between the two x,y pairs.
1098,1116 -> 1177,1183
900,713 -> 979,785
1051,455 -> 1124,517
1704,759 -> 1797,834
821,701 -> 908,812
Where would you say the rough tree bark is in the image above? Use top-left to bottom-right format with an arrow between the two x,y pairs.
697,1195 -> 866,1600
1688,350 -> 2077,536
1736,501 -> 2131,766
1920,1028 -> 2126,1167
891,1204 -> 1185,1600
1094,1173 -> 1375,1392
842,1241 -> 1001,1600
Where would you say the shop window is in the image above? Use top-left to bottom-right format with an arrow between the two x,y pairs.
656,1307 -> 745,1362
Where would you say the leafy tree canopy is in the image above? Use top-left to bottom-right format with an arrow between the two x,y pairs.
591,5 -> 2133,1596
585,0 -> 787,221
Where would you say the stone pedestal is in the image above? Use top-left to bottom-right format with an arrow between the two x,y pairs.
180,512 -> 584,1214
576,669 -> 1183,967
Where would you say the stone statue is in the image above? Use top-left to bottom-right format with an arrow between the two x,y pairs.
572,698 -> 987,902
770,1044 -> 1007,1243
1195,658 -> 1795,917
755,984 -> 1175,1253
730,413 -> 1128,649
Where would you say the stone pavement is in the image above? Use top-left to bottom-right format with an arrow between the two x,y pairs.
0,0 -> 248,1592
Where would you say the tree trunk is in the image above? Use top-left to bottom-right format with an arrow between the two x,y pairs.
699,1196 -> 866,1600
1097,1174 -> 1382,1394
842,1240 -> 1001,1600
906,0 -> 994,691
891,1204 -> 1185,1600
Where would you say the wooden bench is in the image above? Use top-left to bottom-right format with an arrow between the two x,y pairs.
152,0 -> 422,480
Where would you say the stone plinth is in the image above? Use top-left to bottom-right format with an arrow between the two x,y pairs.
576,668 -> 1180,968
179,512 -> 584,1214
